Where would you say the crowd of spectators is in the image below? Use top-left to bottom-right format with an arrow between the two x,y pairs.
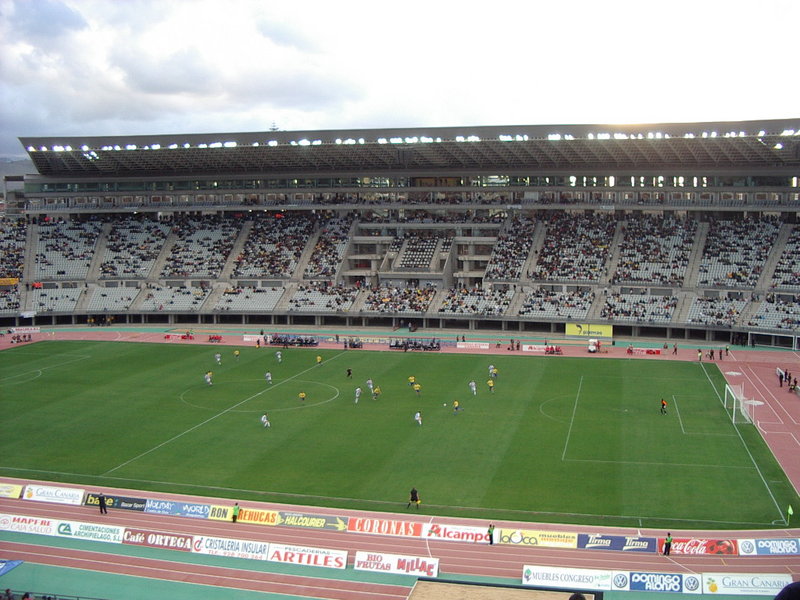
437,286 -> 513,316
600,292 -> 678,323
35,220 -> 102,279
747,293 -> 800,330
233,213 -> 316,278
160,215 -> 241,278
0,217 -> 27,279
213,286 -> 285,312
99,216 -> 170,278
697,217 -> 779,287
529,213 -> 617,282
0,289 -> 20,314
86,286 -> 139,312
30,287 -> 83,313
517,289 -> 594,320
686,296 -> 746,327
484,216 -> 536,280
362,285 -> 436,313
304,215 -> 355,279
139,285 -> 210,311
611,215 -> 696,285
769,225 -> 800,291
288,282 -> 358,312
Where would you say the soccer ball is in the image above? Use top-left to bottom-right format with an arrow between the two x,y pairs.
443,403 -> 447,406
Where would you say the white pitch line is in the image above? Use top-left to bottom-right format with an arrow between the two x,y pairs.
561,376 -> 583,461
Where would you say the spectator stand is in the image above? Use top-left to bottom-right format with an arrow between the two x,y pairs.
287,282 -> 359,313
529,213 -> 617,282
484,215 -> 536,281
35,220 -> 103,280
600,292 -> 678,324
212,286 -> 285,312
611,214 -> 697,286
99,215 -> 170,279
769,224 -> 800,292
437,286 -> 513,316
232,213 -> 316,278
696,217 -> 779,288
139,285 -> 211,312
160,215 -> 242,279
747,293 -> 800,331
686,295 -> 747,328
517,288 -> 595,321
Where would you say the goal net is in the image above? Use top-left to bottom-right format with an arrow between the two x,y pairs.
724,383 -> 752,424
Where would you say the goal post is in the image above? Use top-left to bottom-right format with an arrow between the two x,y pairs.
724,383 -> 752,424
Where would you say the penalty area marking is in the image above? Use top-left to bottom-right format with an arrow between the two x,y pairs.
0,353 -> 92,385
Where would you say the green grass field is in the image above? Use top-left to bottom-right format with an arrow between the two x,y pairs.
1,340 -> 797,529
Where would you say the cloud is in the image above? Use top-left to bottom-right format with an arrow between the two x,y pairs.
7,0 -> 87,43
1,0 -> 799,160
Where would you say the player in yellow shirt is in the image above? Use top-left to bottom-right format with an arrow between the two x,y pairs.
408,375 -> 416,387
316,355 -> 322,366
299,391 -> 306,402
234,349 -> 240,361
413,383 -> 422,396
487,379 -> 495,393
372,385 -> 382,400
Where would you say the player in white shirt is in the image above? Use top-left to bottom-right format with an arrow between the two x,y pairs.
414,411 -> 423,426
488,364 -> 495,376
204,371 -> 213,386
354,387 -> 362,404
366,378 -> 374,392
260,414 -> 271,428
276,351 -> 282,363
214,353 -> 222,364
265,371 -> 272,384
469,380 -> 477,395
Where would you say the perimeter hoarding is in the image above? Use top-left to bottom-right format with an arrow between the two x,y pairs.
0,484 -> 23,499
566,323 -> 613,338
498,528 -> 577,548
354,551 -> 438,577
192,535 -> 270,560
702,573 -> 792,595
522,565 -> 613,590
23,484 -> 84,506
738,538 -> 800,556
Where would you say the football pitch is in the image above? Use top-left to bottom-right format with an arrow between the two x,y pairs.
1,340 -> 796,530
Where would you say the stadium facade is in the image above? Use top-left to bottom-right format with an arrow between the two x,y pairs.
3,119 -> 800,347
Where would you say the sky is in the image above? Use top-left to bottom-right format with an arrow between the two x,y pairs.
0,0 -> 798,159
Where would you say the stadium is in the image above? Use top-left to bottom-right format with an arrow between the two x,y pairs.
1,119 -> 800,599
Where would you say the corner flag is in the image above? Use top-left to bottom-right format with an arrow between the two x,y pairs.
789,505 -> 794,516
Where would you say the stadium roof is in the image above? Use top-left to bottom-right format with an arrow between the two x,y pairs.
19,119 -> 800,178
